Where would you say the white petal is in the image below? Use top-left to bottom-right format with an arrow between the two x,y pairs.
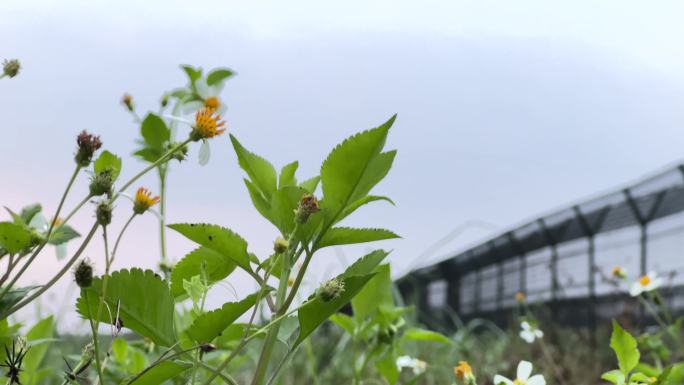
521,321 -> 531,331
630,283 -> 643,297
527,374 -> 546,385
199,140 -> 211,166
647,278 -> 664,291
520,330 -> 534,343
195,78 -> 210,99
30,213 -> 47,231
121,192 -> 135,203
396,356 -> 412,368
217,103 -> 228,116
165,114 -> 193,125
493,375 -> 514,385
535,330 -> 544,338
209,82 -> 225,95
517,360 -> 533,381
55,243 -> 67,260
148,208 -> 164,221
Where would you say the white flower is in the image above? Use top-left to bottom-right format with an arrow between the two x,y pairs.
493,360 -> 545,385
182,78 -> 228,116
396,355 -> 427,375
519,321 -> 544,344
629,272 -> 663,297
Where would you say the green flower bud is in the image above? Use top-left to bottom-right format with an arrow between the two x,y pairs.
96,201 -> 113,226
74,259 -> 94,288
167,141 -> 189,162
316,278 -> 344,302
121,93 -> 134,112
274,237 -> 289,254
2,59 -> 20,78
89,170 -> 114,197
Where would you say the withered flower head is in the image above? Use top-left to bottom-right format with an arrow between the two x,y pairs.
75,130 -> 103,167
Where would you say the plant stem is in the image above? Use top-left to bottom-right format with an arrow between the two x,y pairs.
114,139 -> 192,202
84,290 -> 105,384
60,194 -> 92,226
110,214 -> 136,267
158,168 -> 168,264
2,222 -> 99,318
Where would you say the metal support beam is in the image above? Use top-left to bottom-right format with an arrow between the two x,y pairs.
537,218 -> 560,302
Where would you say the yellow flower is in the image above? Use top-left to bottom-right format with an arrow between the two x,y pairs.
515,292 -> 525,303
191,107 -> 226,140
133,187 -> 160,214
454,361 -> 474,384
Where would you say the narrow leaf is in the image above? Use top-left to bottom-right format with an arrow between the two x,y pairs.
230,135 -> 277,200
185,293 -> 259,343
318,227 -> 399,248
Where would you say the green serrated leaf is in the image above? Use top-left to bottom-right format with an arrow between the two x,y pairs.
402,327 -> 451,344
351,264 -> 393,321
47,225 -> 79,245
141,113 -> 171,150
270,186 -> 308,235
169,224 -> 251,271
94,150 -> 122,181
300,176 -> 321,193
19,204 -> 42,225
181,65 -> 202,84
0,222 -> 34,254
318,227 -> 399,248
230,135 -> 277,200
295,250 -> 389,347
339,196 -> 394,222
76,269 -> 176,346
206,68 -> 235,86
20,316 -> 55,385
133,147 -> 163,163
171,247 -> 237,298
320,116 -> 396,228
279,161 -> 298,188
128,361 -> 191,385
185,293 -> 259,343
244,179 -> 272,221
610,320 -> 640,376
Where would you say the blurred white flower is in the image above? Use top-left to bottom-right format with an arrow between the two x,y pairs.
630,272 -> 663,297
493,360 -> 545,385
396,355 -> 427,375
519,321 -> 544,344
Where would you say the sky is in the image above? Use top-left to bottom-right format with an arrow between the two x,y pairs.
2,0 -> 684,330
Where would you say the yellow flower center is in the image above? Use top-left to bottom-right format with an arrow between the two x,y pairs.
134,187 -> 160,214
514,379 -> 525,385
50,217 -> 63,227
193,107 -> 226,139
204,96 -> 220,110
639,275 -> 651,286
454,361 -> 472,380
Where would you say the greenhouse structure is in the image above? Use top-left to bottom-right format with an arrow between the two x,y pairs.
397,163 -> 684,329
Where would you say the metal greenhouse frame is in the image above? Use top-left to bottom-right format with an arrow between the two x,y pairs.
397,163 -> 684,329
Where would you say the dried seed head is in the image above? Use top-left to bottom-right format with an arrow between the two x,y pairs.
74,259 -> 94,288
2,59 -> 20,78
295,194 -> 320,224
316,278 -> 344,302
89,170 -> 114,197
75,130 -> 103,167
96,201 -> 113,226
273,237 -> 289,254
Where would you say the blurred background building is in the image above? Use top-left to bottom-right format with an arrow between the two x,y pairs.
398,163 -> 684,329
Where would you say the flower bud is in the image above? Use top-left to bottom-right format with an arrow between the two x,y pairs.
75,131 -> 103,167
274,237 -> 289,254
377,325 -> 397,344
96,201 -> 113,226
2,59 -> 20,78
89,170 -> 114,197
167,141 -> 189,162
74,259 -> 94,288
159,260 -> 174,275
316,278 -> 344,302
295,194 -> 320,224
612,266 -> 627,279
160,94 -> 169,108
121,93 -> 134,112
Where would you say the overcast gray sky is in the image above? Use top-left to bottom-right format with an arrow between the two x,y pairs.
3,0 -> 684,328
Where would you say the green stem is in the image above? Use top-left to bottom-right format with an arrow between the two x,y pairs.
60,194 -> 92,226
110,214 -> 136,267
158,168 -> 168,264
114,139 -> 192,202
84,290 -> 105,384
